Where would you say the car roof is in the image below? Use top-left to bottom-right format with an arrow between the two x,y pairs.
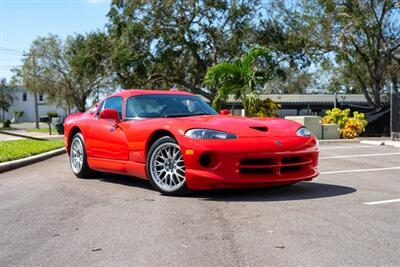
109,89 -> 194,98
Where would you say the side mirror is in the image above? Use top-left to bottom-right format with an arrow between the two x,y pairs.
99,109 -> 120,123
219,109 -> 231,115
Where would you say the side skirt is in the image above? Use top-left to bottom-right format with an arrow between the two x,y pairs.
87,157 -> 148,180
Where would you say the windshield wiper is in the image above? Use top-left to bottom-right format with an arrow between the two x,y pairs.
163,113 -> 192,118
190,113 -> 210,116
163,113 -> 210,118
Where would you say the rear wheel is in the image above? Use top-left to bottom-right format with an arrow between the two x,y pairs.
69,133 -> 98,178
147,136 -> 190,196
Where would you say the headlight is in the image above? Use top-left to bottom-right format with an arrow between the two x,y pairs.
296,127 -> 312,137
185,129 -> 237,139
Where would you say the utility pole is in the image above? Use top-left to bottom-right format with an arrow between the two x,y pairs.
0,88 -> 3,122
333,93 -> 337,108
391,86 -> 400,141
34,92 -> 39,129
32,51 -> 39,129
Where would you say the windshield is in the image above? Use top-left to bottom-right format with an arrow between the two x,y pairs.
125,94 -> 218,119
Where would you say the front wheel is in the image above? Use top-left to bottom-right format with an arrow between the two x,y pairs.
69,133 -> 98,178
147,136 -> 190,196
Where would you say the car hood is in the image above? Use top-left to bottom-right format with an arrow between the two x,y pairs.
170,115 -> 303,138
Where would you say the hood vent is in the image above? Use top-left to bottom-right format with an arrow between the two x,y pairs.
249,126 -> 268,132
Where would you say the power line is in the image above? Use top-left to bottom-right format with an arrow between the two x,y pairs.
0,47 -> 24,54
0,65 -> 21,69
0,58 -> 23,60
0,51 -> 24,56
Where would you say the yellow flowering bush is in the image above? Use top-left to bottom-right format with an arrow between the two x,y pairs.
322,108 -> 367,139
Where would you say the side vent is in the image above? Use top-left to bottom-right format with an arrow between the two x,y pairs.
249,126 -> 268,132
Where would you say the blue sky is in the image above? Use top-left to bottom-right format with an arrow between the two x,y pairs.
0,0 -> 110,81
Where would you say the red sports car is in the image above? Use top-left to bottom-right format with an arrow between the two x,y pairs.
64,90 -> 319,195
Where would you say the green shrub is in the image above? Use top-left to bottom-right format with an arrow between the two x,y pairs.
322,108 -> 367,139
246,93 -> 281,118
47,112 -> 58,119
2,119 -> 11,128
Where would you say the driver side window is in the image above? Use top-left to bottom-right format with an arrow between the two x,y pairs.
103,96 -> 123,119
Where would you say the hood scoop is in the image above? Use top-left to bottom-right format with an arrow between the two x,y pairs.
249,126 -> 268,132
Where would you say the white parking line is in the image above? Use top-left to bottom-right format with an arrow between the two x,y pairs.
320,166 -> 400,175
320,145 -> 378,150
364,199 -> 400,205
320,152 -> 400,160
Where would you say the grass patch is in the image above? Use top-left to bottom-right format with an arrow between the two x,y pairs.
26,128 -> 51,133
0,127 -> 17,131
0,139 -> 65,162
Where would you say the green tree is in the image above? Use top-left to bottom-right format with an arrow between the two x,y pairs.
265,68 -> 313,94
323,66 -> 363,94
13,32 -> 112,112
0,79 -> 14,122
274,0 -> 400,109
107,0 -> 262,100
204,46 -> 283,116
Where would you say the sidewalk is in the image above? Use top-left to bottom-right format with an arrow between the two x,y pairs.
11,122 -> 49,130
0,133 -> 24,141
0,129 -> 63,141
316,137 -> 400,147
0,122 -> 64,141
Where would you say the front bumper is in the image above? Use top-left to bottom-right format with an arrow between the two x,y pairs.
177,136 -> 319,190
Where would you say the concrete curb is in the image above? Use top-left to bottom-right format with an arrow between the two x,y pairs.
360,140 -> 400,148
318,139 -> 360,144
0,130 -> 48,140
0,148 -> 66,174
0,130 -> 63,141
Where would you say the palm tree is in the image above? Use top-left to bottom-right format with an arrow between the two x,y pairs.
204,46 -> 283,116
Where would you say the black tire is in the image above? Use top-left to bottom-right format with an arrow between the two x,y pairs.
69,133 -> 98,178
146,136 -> 191,196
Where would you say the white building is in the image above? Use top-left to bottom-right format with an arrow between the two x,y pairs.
1,87 -> 69,122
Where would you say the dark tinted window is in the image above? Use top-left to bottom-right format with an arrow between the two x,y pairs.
104,96 -> 123,119
125,94 -> 217,118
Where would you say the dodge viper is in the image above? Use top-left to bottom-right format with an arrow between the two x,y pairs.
64,90 -> 319,195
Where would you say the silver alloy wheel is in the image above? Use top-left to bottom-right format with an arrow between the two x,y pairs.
70,137 -> 84,174
149,142 -> 186,192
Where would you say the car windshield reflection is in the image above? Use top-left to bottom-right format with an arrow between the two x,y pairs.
125,94 -> 217,119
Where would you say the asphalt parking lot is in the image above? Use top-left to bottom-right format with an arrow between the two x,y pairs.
0,142 -> 399,267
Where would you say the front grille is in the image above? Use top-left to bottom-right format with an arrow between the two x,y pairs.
281,156 -> 302,164
239,155 -> 311,175
281,165 -> 302,173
